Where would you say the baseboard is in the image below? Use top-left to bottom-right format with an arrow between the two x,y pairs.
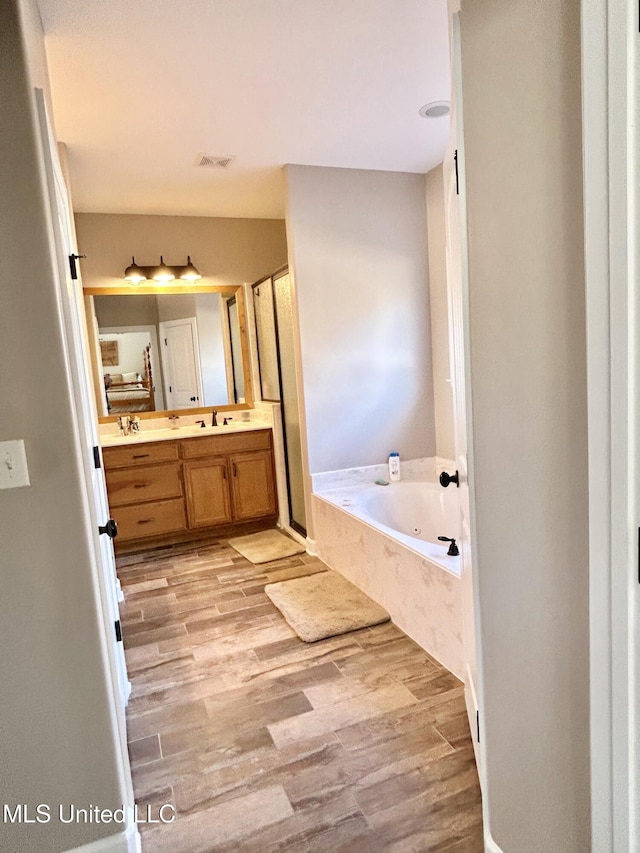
64,821 -> 140,853
484,832 -> 504,853
305,536 -> 317,556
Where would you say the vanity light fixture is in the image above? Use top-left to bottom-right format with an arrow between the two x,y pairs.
151,256 -> 175,282
123,256 -> 146,284
123,256 -> 202,284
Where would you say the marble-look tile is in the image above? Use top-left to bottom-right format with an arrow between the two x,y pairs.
312,494 -> 464,677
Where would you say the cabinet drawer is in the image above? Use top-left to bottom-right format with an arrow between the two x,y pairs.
106,463 -> 182,507
112,498 -> 186,541
103,441 -> 179,468
180,429 -> 272,459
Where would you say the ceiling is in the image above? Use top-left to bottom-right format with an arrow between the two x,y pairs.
37,0 -> 451,219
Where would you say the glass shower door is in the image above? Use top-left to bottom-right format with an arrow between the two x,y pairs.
253,271 -> 306,535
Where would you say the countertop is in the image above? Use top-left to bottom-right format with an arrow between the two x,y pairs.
100,421 -> 271,448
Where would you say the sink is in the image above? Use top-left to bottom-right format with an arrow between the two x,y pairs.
101,420 -> 263,446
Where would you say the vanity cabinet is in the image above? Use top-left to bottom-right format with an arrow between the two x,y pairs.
183,458 -> 232,528
230,450 -> 277,520
102,429 -> 277,551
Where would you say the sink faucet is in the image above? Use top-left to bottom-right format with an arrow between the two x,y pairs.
211,410 -> 218,427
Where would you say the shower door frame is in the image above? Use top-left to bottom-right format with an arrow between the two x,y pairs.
581,1 -> 639,850
251,268 -> 307,538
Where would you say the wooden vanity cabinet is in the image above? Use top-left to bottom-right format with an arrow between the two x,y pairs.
230,450 -> 277,520
102,429 -> 277,551
183,457 -> 232,528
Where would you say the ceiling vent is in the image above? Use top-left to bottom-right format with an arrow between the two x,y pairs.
194,153 -> 235,169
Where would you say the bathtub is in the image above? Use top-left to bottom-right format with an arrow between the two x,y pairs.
312,461 -> 463,677
342,481 -> 461,575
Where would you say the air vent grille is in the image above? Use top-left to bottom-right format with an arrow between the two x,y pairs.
194,153 -> 235,169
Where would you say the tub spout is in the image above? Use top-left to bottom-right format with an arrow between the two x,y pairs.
437,536 -> 460,556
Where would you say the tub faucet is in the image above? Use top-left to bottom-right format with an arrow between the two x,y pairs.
437,536 -> 459,556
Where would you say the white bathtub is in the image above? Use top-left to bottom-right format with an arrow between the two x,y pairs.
343,481 -> 461,575
312,462 -> 463,677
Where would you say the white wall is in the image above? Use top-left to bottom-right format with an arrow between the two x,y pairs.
0,1 -> 127,850
284,165 -> 435,474
459,1 -> 591,849
426,165 -> 455,460
194,293 -> 227,405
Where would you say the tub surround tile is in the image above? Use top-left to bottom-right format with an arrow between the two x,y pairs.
312,495 -> 464,678
311,456 -> 436,493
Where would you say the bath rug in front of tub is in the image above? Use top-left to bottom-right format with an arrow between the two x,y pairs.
228,529 -> 306,564
264,570 -> 390,642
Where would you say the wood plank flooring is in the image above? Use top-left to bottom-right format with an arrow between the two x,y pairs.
117,535 -> 484,852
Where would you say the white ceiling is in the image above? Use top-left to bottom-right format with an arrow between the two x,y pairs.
37,0 -> 451,219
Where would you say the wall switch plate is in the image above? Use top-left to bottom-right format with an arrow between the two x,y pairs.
0,440 -> 31,489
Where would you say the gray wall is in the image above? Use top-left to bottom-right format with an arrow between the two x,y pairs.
426,165 -> 455,460
284,165 -> 435,473
0,0 -> 126,850
459,0 -> 591,849
95,293 -> 159,326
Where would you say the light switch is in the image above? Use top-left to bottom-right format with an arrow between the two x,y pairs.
0,440 -> 30,489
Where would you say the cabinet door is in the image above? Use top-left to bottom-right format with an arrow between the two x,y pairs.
184,458 -> 232,528
230,450 -> 277,521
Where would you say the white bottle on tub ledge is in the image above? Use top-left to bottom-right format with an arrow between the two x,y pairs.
388,452 -> 401,481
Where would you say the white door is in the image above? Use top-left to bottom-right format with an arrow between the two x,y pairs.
160,318 -> 204,409
35,90 -> 131,709
443,17 -> 481,772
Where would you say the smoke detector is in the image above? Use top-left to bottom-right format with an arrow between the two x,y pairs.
194,153 -> 236,169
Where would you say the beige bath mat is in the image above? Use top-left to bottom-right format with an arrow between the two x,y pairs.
228,529 -> 306,564
265,570 -> 390,642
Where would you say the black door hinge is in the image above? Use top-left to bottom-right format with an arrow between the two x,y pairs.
93,446 -> 101,469
476,709 -> 480,742
454,150 -> 459,195
68,253 -> 86,280
169,385 -> 172,393
115,620 -> 122,642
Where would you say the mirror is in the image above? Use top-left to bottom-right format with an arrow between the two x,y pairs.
83,284 -> 253,422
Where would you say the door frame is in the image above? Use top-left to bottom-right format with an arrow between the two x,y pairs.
581,1 -> 638,849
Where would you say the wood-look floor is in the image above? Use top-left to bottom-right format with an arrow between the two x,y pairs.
117,535 -> 483,852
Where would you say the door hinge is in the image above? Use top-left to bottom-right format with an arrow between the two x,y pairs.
68,253 -> 86,280
169,385 -> 172,393
93,445 -> 101,469
164,338 -> 168,346
476,709 -> 480,743
454,150 -> 459,195
114,620 -> 122,642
